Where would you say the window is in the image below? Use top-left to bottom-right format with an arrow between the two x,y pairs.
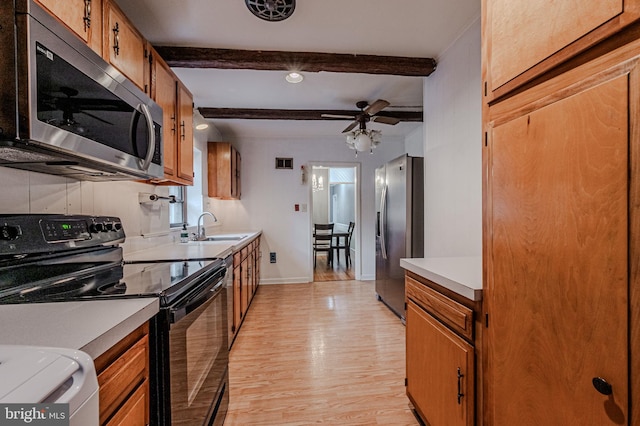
169,186 -> 187,227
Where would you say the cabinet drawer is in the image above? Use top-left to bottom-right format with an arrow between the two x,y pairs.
406,276 -> 473,341
105,378 -> 148,426
97,334 -> 148,424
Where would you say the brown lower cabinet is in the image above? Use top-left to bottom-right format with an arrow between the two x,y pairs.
405,272 -> 482,426
229,235 -> 261,348
94,322 -> 149,425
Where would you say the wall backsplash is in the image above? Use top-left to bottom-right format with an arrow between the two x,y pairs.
0,166 -> 172,240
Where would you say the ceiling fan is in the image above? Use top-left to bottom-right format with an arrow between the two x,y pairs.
322,99 -> 401,133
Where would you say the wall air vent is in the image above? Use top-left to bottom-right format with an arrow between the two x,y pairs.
245,0 -> 295,22
275,157 -> 293,169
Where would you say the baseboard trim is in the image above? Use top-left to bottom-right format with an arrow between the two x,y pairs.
259,277 -> 311,285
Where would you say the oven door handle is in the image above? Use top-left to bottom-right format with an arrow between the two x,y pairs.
171,278 -> 224,323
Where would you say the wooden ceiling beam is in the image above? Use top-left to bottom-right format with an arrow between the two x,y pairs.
198,108 -> 423,121
154,46 -> 436,77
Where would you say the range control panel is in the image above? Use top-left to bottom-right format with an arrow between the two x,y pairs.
40,218 -> 91,242
0,214 -> 125,256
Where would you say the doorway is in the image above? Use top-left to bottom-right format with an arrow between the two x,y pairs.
309,163 -> 359,282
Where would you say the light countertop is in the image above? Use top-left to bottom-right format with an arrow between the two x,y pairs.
400,257 -> 482,301
0,298 -> 159,359
0,230 -> 261,359
125,230 -> 262,262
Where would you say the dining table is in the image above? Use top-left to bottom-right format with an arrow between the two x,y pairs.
313,230 -> 350,265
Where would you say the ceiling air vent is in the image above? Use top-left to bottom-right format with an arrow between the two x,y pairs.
245,0 -> 295,22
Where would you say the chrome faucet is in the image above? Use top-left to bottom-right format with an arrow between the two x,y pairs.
197,211 -> 218,239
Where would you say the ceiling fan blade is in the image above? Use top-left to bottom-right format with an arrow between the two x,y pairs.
364,99 -> 390,116
321,114 -> 355,120
372,115 -> 400,125
342,122 -> 359,133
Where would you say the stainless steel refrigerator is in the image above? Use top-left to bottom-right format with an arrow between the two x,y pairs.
375,154 -> 424,321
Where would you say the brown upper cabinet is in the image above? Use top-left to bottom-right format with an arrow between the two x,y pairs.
484,0 -> 640,100
35,0 -> 197,186
176,82 -> 194,184
35,0 -> 102,53
103,0 -> 149,94
150,51 -> 194,186
208,142 -> 241,200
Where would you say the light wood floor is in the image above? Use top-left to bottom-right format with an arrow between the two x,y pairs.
225,281 -> 419,425
313,253 -> 355,282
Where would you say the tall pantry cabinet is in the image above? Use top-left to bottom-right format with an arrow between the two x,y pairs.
482,1 -> 640,425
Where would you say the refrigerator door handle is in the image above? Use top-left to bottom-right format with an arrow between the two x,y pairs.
380,184 -> 388,260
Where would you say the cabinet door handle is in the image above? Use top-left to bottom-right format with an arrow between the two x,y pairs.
83,0 -> 91,31
457,368 -> 464,404
180,120 -> 185,140
112,22 -> 120,56
171,115 -> 176,134
592,377 -> 613,395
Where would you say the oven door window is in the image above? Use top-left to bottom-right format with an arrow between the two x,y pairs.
169,288 -> 227,425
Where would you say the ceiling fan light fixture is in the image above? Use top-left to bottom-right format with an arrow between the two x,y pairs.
346,129 -> 382,155
354,131 -> 372,152
285,72 -> 304,83
345,132 -> 356,149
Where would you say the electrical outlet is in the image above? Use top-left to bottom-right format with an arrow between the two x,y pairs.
270,252 -> 276,263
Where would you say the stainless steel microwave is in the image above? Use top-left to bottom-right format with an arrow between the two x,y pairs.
0,0 -> 163,181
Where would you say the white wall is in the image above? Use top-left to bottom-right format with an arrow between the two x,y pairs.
405,126 -> 424,157
0,167 -> 171,236
204,135 -> 407,283
423,17 -> 482,257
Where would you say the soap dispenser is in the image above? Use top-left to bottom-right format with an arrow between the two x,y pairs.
180,223 -> 189,243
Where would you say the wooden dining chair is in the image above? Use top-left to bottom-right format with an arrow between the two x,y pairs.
313,223 -> 334,268
332,221 -> 355,268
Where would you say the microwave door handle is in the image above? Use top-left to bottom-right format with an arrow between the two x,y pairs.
138,103 -> 155,171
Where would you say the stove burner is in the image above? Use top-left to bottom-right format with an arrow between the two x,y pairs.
0,260 -> 125,304
98,281 -> 127,295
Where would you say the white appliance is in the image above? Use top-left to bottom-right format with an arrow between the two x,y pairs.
0,345 -> 99,425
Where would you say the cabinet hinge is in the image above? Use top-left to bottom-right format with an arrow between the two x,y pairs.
485,312 -> 489,328
404,302 -> 407,311
484,81 -> 487,96
405,377 -> 408,387
484,132 -> 488,147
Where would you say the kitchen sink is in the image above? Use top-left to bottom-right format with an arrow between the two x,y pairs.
200,234 -> 248,241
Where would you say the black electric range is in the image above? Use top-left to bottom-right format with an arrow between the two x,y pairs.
0,214 -> 223,307
0,214 -> 230,425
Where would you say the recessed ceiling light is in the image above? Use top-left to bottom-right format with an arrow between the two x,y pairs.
285,72 -> 304,83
